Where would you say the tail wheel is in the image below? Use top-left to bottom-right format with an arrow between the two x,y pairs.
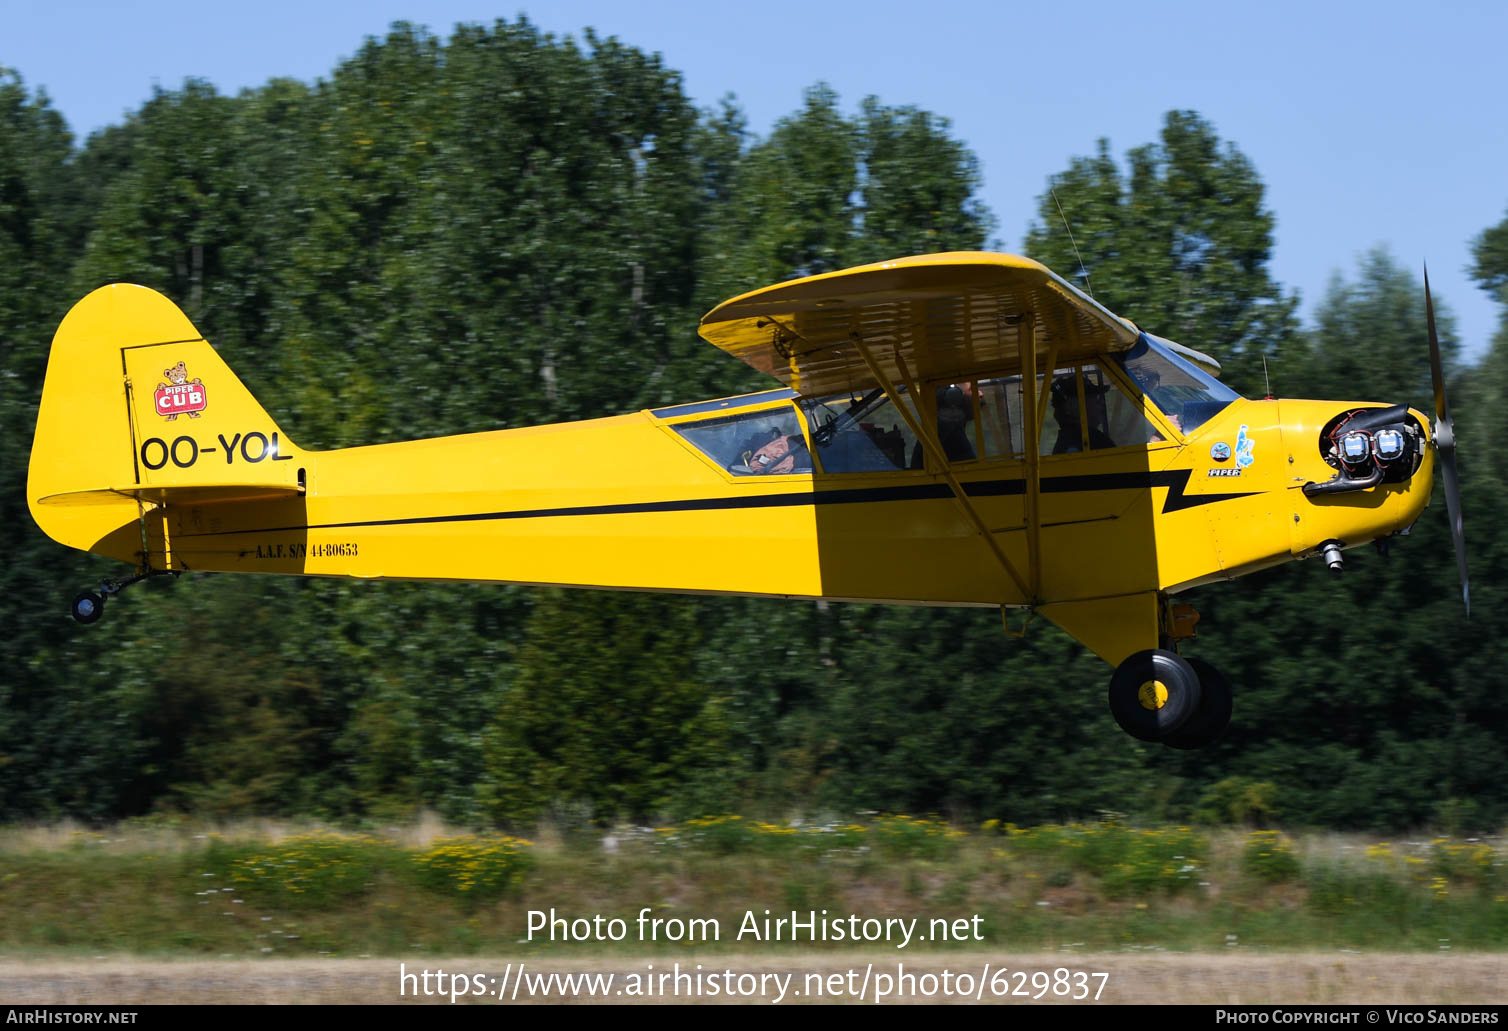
1161,658 -> 1233,750
1107,649 -> 1201,742
71,590 -> 105,625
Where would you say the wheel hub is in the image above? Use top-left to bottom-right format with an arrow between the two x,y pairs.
1137,680 -> 1169,710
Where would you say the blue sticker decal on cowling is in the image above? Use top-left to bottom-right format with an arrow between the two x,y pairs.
1210,441 -> 1232,462
1235,425 -> 1255,469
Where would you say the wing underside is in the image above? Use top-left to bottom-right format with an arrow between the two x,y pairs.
698,252 -> 1140,396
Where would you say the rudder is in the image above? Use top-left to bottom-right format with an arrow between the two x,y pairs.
28,284 -> 303,567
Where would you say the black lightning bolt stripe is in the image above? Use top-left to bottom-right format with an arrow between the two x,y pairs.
176,468 -> 1257,539
1051,469 -> 1257,513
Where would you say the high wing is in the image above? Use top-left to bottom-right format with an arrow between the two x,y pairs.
698,251 -> 1140,395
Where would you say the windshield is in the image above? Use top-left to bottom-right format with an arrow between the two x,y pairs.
1115,334 -> 1241,433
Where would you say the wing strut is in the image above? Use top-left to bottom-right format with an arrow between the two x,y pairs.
1018,315 -> 1045,601
848,332 -> 1032,602
122,372 -> 162,574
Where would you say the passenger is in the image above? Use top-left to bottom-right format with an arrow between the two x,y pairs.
1049,375 -> 1083,453
936,384 -> 976,461
910,384 -> 976,467
1135,369 -> 1183,437
1051,374 -> 1116,452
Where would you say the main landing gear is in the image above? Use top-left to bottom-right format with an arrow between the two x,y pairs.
69,568 -> 178,625
1107,649 -> 1232,749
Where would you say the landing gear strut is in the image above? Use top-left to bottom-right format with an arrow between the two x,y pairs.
69,568 -> 177,625
1107,649 -> 1232,749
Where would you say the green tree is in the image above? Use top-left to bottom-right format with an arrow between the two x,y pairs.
814,605 -> 1150,822
261,20 -> 709,445
480,591 -> 730,826
0,69 -> 137,820
1301,245 -> 1457,403
697,84 -> 993,310
1471,206 -> 1508,311
25,32 -> 1507,832
847,96 -> 994,263
1025,110 -> 1299,395
1178,251 -> 1498,830
676,85 -> 1006,818
696,83 -> 859,306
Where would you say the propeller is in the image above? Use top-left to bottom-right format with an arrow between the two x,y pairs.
1425,264 -> 1469,615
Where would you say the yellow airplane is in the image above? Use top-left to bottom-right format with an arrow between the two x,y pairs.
27,252 -> 1467,749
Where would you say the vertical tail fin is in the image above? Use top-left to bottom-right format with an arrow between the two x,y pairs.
28,284 -> 303,566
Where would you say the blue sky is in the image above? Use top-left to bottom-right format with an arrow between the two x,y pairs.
9,0 -> 1507,362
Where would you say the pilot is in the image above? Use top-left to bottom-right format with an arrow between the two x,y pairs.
1136,369 -> 1183,440
739,427 -> 804,474
1083,379 -> 1117,449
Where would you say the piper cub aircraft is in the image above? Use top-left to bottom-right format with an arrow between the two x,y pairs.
28,252 -> 1467,749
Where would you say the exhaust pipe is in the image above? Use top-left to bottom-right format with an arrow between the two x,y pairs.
1321,540 -> 1344,573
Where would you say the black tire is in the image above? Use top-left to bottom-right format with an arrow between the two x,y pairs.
71,590 -> 105,625
1162,658 -> 1234,750
1107,648 -> 1202,742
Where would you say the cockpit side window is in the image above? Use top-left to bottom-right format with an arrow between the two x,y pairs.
1038,364 -> 1165,454
1040,367 -> 1085,455
975,375 -> 1025,460
1085,364 -> 1166,447
799,387 -> 921,473
901,366 -> 1161,463
671,406 -> 812,475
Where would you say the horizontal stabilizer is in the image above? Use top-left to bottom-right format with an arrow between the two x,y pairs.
37,482 -> 303,508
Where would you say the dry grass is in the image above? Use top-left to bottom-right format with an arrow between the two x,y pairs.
4,819 -> 1505,962
0,812 -> 477,856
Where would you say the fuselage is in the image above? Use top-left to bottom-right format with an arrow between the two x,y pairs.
97,380 -> 1432,616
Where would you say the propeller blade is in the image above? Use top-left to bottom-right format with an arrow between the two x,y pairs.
1438,441 -> 1469,616
1425,265 -> 1469,615
1426,265 -> 1449,428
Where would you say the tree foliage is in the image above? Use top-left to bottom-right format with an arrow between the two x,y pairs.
1025,111 -> 1299,395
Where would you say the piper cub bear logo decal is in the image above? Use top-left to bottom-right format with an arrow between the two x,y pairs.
155,362 -> 206,421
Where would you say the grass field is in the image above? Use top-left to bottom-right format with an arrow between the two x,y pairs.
1,816 -> 1505,1003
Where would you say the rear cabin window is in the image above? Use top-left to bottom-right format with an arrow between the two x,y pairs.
975,376 -> 1027,461
911,377 -> 1029,463
670,407 -> 812,475
919,365 -> 1162,462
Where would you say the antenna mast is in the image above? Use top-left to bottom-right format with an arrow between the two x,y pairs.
1052,188 -> 1093,298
